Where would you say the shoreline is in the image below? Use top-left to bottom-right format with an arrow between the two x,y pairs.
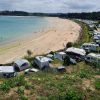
0,17 -> 81,64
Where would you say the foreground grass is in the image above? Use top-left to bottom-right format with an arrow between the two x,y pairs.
0,62 -> 100,100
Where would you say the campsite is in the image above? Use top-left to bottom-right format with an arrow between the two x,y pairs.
0,19 -> 100,100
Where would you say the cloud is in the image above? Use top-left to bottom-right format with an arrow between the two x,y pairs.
0,0 -> 100,13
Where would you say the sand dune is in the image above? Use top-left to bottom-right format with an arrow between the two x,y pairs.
0,17 -> 81,64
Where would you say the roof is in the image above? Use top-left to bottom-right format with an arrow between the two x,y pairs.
0,66 -> 15,73
66,47 -> 86,56
56,52 -> 66,55
35,56 -> 52,62
82,43 -> 99,47
14,59 -> 29,67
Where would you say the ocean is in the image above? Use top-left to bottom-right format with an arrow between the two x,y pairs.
0,16 -> 49,45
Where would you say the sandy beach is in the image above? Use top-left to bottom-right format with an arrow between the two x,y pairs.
0,17 -> 81,64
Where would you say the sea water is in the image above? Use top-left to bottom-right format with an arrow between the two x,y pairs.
0,16 -> 49,45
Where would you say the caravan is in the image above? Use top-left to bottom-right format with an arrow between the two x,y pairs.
66,47 -> 86,61
81,42 -> 99,52
34,56 -> 52,69
85,53 -> 100,67
0,66 -> 17,78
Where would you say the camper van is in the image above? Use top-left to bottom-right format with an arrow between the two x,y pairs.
14,59 -> 30,71
66,47 -> 86,61
54,52 -> 66,61
81,43 -> 99,52
85,53 -> 100,67
34,56 -> 52,69
0,66 -> 17,78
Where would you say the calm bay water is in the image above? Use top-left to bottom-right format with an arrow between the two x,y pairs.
0,16 -> 49,45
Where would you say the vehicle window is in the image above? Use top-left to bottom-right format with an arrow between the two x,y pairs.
22,63 -> 28,67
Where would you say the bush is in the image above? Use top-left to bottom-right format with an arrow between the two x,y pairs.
78,71 -> 89,78
63,55 -> 70,66
0,75 -> 27,92
15,76 -> 26,86
95,78 -> 100,90
17,86 -> 25,95
66,42 -> 73,48
48,88 -> 84,100
0,81 -> 10,92
19,95 -> 28,100
65,89 -> 85,100
27,50 -> 33,57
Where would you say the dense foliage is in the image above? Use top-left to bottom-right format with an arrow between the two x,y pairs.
0,11 -> 100,20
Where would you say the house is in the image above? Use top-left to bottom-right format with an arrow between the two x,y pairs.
81,42 -> 99,52
66,47 -> 86,61
34,56 -> 52,69
0,66 -> 17,78
54,52 -> 66,61
13,59 -> 30,71
85,53 -> 100,66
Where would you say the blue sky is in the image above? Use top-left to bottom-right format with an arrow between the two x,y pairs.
0,0 -> 100,13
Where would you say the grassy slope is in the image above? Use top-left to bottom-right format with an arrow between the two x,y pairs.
0,20 -> 100,100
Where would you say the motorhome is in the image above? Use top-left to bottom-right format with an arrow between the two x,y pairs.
34,56 -> 52,69
0,66 -> 17,78
14,59 -> 30,71
85,53 -> 100,67
81,43 -> 99,52
66,47 -> 86,61
54,52 -> 66,61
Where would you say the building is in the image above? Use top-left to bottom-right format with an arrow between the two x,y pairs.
0,66 -> 17,78
13,59 -> 30,71
34,56 -> 52,69
54,52 -> 66,61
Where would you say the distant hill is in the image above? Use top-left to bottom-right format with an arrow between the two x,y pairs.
0,11 -> 100,20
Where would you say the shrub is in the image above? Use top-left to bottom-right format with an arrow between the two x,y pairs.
48,88 -> 84,100
63,55 -> 70,66
0,75 -> 27,92
65,89 -> 85,100
19,95 -> 28,100
66,42 -> 73,48
78,71 -> 89,78
27,50 -> 33,57
15,76 -> 26,86
0,81 -> 10,92
95,78 -> 100,90
17,86 -> 25,95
